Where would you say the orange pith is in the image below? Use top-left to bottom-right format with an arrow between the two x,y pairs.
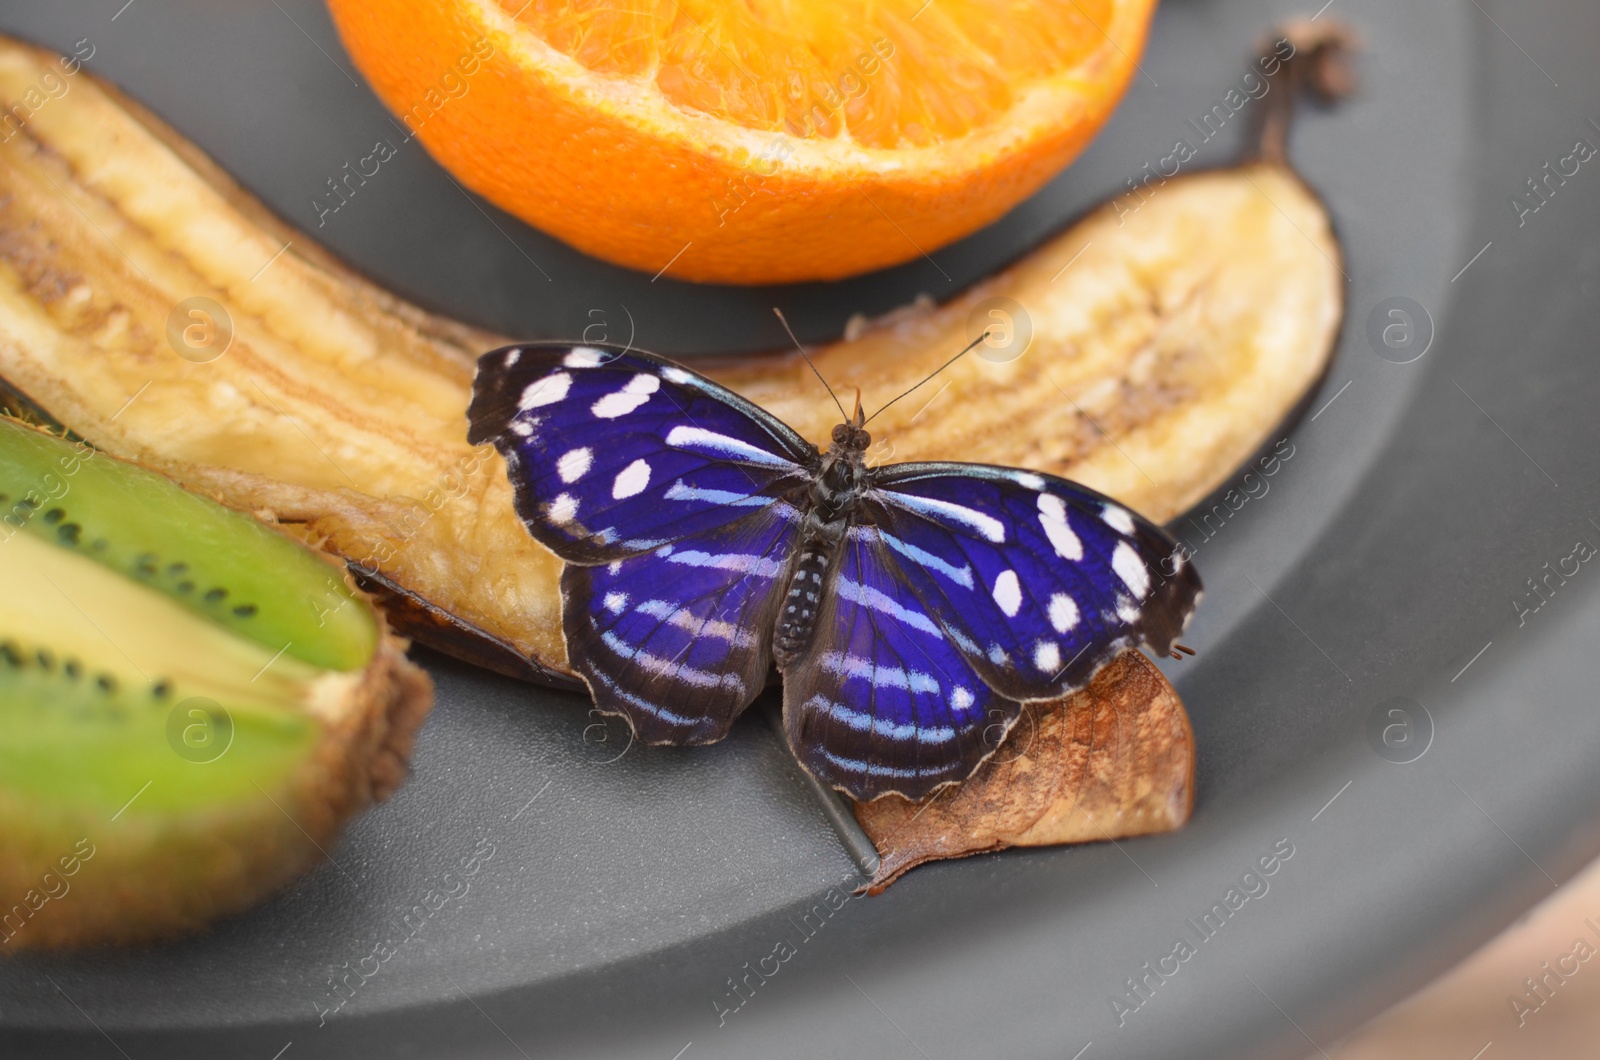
327,0 -> 1156,284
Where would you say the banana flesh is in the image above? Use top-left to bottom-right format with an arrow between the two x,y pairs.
0,37 -> 1342,682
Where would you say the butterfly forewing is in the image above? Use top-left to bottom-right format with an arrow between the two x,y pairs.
468,344 -> 817,563
864,463 -> 1201,703
473,344 -> 1203,801
784,525 -> 1012,801
562,503 -> 802,744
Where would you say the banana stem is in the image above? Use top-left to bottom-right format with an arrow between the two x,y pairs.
1249,19 -> 1361,168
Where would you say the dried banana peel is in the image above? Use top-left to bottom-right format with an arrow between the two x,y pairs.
715,159 -> 1339,520
855,649 -> 1193,894
0,28 -> 1345,685
0,41 -> 567,681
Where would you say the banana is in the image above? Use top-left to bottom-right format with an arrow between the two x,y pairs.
714,156 -> 1340,521
0,28 -> 1346,684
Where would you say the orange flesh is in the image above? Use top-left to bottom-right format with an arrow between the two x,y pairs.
501,0 -> 1114,147
329,0 -> 1154,282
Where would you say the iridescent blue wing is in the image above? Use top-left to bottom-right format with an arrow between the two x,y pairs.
862,463 -> 1200,703
782,526 -> 1014,801
468,343 -> 817,563
469,342 -> 817,741
562,501 -> 801,743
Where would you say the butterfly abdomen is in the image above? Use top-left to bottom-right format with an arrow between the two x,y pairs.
774,444 -> 870,669
773,534 -> 837,669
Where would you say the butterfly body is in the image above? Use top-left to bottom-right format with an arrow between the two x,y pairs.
469,343 -> 1201,801
773,414 -> 872,667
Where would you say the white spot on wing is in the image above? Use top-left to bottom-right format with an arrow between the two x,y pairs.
634,599 -> 756,648
556,447 -> 592,483
564,347 -> 607,367
1049,593 -> 1079,633
1037,493 -> 1082,560
836,577 -> 942,635
951,686 -> 975,711
503,349 -> 520,366
878,529 -> 974,588
1014,472 -> 1045,490
547,493 -> 578,524
664,426 -> 796,468
662,366 -> 692,384
587,668 -> 703,727
1033,641 -> 1061,674
519,372 -> 571,410
592,382 -> 655,419
603,592 -> 628,614
1113,541 -> 1151,597
992,569 -> 1022,616
663,481 -> 772,507
806,696 -> 957,744
815,746 -> 933,776
880,490 -> 1006,542
612,458 -> 651,499
1102,504 -> 1137,535
818,651 -> 940,692
598,631 -> 742,691
666,549 -> 784,578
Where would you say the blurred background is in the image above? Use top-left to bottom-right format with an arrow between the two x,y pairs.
1314,856 -> 1600,1059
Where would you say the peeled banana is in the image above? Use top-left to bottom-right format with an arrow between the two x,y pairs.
0,29 -> 1345,685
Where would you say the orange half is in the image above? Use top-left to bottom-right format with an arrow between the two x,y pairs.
328,0 -> 1158,283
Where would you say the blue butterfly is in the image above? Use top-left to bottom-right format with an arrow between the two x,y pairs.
468,343 -> 1201,801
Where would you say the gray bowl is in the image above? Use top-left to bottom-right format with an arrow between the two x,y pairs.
2,1 -> 1598,1057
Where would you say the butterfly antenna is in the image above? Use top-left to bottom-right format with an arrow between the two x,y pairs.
863,329 -> 991,426
773,307 -> 849,423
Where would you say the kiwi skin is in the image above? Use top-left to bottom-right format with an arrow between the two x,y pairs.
0,420 -> 433,950
0,641 -> 430,950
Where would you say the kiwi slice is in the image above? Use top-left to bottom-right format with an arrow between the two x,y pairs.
0,418 -> 375,671
0,29 -> 1348,686
0,418 -> 431,950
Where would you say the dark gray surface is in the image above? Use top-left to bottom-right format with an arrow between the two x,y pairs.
1,1 -> 1597,1058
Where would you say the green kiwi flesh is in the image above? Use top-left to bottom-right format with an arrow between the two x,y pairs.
0,419 -> 432,950
0,417 -> 375,671
0,528 -> 321,815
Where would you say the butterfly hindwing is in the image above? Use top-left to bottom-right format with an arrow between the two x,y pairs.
469,343 -> 817,563
864,463 -> 1200,703
473,344 -> 1204,800
562,503 -> 801,743
783,525 -> 1013,801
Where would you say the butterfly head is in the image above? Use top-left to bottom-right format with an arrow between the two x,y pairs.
829,407 -> 871,456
